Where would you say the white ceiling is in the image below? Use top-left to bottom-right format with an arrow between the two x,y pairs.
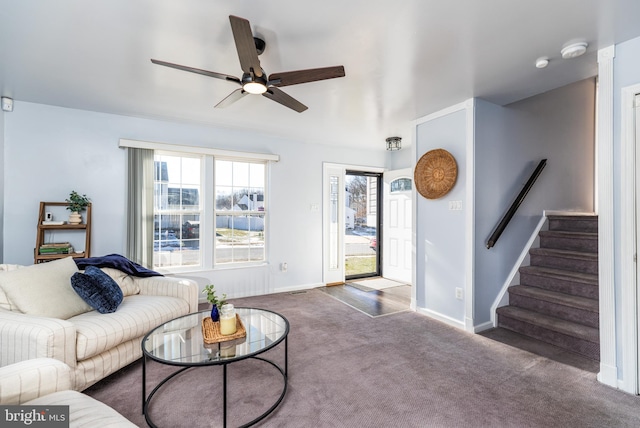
1,1 -> 640,150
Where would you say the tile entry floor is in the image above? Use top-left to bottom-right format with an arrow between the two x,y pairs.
318,282 -> 411,317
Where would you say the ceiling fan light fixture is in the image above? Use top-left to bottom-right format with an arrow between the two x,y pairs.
241,70 -> 268,94
243,81 -> 268,94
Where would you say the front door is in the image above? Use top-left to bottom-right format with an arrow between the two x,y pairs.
383,168 -> 413,284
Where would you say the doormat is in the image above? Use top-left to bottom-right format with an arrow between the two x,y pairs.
348,277 -> 407,291
347,282 -> 375,292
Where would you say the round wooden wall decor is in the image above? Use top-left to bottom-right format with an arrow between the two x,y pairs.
414,149 -> 458,199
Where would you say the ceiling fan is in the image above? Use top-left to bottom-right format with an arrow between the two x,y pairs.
151,15 -> 346,113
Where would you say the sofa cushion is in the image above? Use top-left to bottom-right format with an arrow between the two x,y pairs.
0,264 -> 23,311
0,257 -> 92,319
71,294 -> 190,361
26,390 -> 137,427
99,267 -> 140,297
71,266 -> 124,314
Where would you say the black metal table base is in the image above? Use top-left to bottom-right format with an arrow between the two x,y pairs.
143,337 -> 288,428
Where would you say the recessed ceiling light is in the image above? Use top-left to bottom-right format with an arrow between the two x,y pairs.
535,57 -> 549,69
561,42 -> 588,59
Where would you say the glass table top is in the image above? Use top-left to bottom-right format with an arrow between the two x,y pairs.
142,308 -> 289,365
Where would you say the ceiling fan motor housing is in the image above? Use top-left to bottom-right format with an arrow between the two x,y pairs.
254,37 -> 266,55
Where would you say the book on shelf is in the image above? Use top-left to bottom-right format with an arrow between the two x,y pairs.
39,247 -> 72,253
41,220 -> 66,225
39,242 -> 73,255
40,242 -> 71,249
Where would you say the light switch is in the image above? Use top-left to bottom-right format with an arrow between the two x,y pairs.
449,200 -> 462,210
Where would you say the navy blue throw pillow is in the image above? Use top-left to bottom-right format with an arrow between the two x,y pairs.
71,266 -> 124,314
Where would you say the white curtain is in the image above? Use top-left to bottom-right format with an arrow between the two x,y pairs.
126,148 -> 154,268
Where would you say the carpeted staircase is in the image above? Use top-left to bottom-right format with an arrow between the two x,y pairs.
496,215 -> 599,361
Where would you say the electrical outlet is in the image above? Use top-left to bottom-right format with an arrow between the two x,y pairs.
281,262 -> 288,272
455,288 -> 463,300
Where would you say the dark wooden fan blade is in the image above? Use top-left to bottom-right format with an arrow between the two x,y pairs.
263,87 -> 308,113
151,59 -> 241,85
229,15 -> 262,77
215,88 -> 248,108
269,66 -> 345,87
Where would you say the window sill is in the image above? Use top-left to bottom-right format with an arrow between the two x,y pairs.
157,262 -> 269,276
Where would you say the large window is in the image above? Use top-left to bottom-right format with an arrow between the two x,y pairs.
215,160 -> 266,264
153,154 -> 202,268
152,153 -> 267,270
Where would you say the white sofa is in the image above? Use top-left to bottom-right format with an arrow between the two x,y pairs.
0,257 -> 198,390
0,358 -> 136,427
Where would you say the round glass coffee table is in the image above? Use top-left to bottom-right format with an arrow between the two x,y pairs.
142,308 -> 289,428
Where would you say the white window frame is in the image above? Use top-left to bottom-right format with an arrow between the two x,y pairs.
119,138 -> 278,273
153,150 -> 206,271
213,159 -> 268,266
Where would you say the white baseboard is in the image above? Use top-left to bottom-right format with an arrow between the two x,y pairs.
473,321 -> 494,333
489,212 -> 547,326
597,363 -> 618,389
273,282 -> 324,294
416,307 -> 466,330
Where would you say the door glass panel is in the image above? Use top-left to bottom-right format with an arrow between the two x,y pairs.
329,175 -> 339,270
345,172 -> 380,278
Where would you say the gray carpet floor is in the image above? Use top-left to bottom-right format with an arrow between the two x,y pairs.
84,289 -> 640,427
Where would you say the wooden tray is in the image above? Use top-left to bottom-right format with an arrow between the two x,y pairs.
201,314 -> 246,344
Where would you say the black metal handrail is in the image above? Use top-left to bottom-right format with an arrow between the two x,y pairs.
486,159 -> 547,249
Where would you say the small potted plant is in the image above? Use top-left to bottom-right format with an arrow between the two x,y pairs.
65,191 -> 90,224
202,284 -> 227,322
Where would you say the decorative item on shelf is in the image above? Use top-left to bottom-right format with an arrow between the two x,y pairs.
65,191 -> 90,224
41,220 -> 66,225
219,304 -> 237,335
386,136 -> 402,151
202,284 -> 226,323
68,212 -> 82,224
414,148 -> 458,199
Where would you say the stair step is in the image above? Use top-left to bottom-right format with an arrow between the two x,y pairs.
547,215 -> 598,233
508,285 -> 599,328
539,230 -> 598,253
496,306 -> 599,360
529,247 -> 598,274
519,266 -> 598,299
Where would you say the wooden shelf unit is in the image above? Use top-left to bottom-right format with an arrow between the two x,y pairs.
34,202 -> 91,264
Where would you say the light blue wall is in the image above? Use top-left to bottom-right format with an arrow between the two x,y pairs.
612,35 -> 640,377
414,79 -> 595,327
474,79 -> 596,324
386,141 -> 413,170
415,109 -> 467,321
2,101 -> 387,298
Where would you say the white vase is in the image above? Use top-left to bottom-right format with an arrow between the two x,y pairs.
68,211 -> 82,224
